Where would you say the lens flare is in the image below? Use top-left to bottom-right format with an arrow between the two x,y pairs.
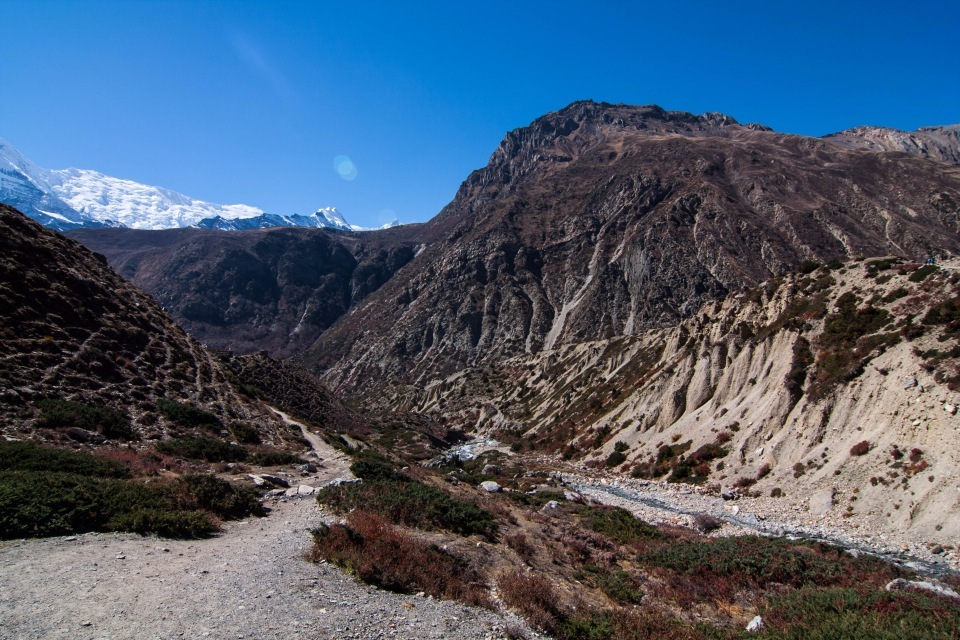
333,155 -> 357,181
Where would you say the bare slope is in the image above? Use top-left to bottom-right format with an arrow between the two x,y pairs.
68,224 -> 420,357
399,257 -> 960,546
303,101 -> 960,392
0,204 -> 298,447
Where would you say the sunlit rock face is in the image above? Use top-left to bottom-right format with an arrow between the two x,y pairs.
301,101 -> 960,391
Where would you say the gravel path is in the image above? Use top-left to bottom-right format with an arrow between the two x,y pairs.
0,420 -> 527,640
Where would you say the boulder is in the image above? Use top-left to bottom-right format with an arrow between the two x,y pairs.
481,464 -> 500,475
480,480 -> 502,493
746,616 -> 764,632
260,474 -> 290,488
542,500 -> 561,511
721,487 -> 739,501
885,578 -> 960,600
808,489 -> 835,515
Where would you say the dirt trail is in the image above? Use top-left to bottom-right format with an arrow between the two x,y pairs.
0,416 -> 524,640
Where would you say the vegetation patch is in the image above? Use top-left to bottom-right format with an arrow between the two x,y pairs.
316,455 -> 497,538
579,505 -> 661,546
638,536 -> 898,600
36,398 -> 136,441
760,586 -> 960,639
156,399 -> 222,430
0,442 -> 262,539
309,510 -> 491,607
155,436 -> 248,462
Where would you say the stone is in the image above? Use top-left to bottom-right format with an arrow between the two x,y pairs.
296,485 -> 316,496
944,404 -> 957,415
295,463 -> 318,474
721,487 -> 739,501
904,377 -> 918,389
260,475 -> 290,488
563,490 -> 583,503
248,474 -> 267,486
481,464 -> 500,475
885,578 -> 960,600
479,481 -> 501,493
808,489 -> 835,515
542,500 -> 561,511
746,616 -> 764,632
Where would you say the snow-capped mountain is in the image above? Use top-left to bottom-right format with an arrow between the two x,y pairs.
195,208 -> 399,231
0,138 -> 389,232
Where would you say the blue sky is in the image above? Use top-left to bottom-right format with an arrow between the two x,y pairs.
1,1 -> 957,228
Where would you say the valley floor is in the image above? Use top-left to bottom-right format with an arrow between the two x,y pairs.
0,495 -> 525,640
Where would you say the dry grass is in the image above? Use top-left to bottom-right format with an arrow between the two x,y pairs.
310,510 -> 492,608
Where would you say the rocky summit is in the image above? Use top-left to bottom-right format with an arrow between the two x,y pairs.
300,101 -> 960,391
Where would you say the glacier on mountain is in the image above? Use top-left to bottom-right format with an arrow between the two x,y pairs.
0,138 -> 388,232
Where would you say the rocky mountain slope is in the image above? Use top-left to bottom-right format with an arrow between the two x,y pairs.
300,101 -> 960,392
0,203 -> 304,447
389,256 -> 960,546
825,124 -> 960,166
69,224 -> 421,357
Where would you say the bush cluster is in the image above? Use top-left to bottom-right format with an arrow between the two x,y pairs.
316,455 -> 497,538
155,436 -> 248,462
309,510 -> 490,607
156,399 -> 222,430
0,442 -> 262,539
36,399 -> 136,441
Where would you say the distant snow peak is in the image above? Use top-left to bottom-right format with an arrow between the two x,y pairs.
0,138 -> 397,232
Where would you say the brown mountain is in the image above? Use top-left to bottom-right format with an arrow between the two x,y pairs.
824,124 -> 960,166
68,224 -> 420,358
0,204 -> 303,447
299,101 -> 960,392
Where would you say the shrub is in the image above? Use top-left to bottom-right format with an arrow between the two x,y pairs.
597,569 -> 643,604
908,265 -> 937,283
310,511 -> 491,607
249,451 -> 303,466
850,441 -> 871,456
316,474 -> 497,538
605,450 -> 627,467
107,509 -> 218,538
637,536 -> 898,596
0,440 -> 129,478
693,513 -> 724,533
497,569 -> 567,634
760,586 -> 960,639
35,399 -> 136,441
156,399 -> 222,430
228,422 -> 262,444
580,506 -> 661,546
505,531 -> 536,564
170,474 -> 264,519
155,437 -> 248,462
757,463 -> 772,480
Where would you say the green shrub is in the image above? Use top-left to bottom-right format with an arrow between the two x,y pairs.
171,474 -> 264,519
597,569 -> 644,604
605,450 -> 627,467
36,399 -> 136,440
908,265 -> 937,283
107,509 -> 218,538
249,451 -> 304,466
637,536 -> 896,591
228,422 -> 262,444
0,452 -> 262,539
156,399 -> 222,430
580,506 -> 661,545
0,440 -> 129,478
760,586 -> 960,639
316,475 -> 497,538
155,437 -> 248,462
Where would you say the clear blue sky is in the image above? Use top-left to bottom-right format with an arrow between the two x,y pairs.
2,1 -> 958,228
